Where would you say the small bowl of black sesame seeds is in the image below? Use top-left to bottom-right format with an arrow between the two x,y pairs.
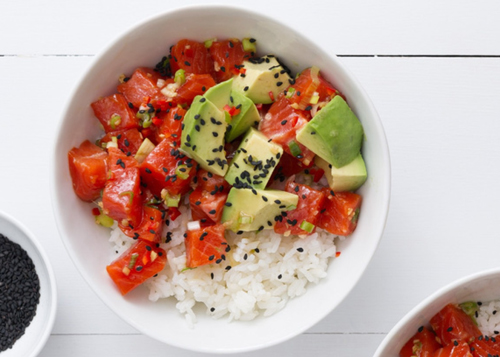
375,268 -> 500,356
0,211 -> 57,356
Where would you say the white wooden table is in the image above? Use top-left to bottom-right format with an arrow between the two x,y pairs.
1,1 -> 500,355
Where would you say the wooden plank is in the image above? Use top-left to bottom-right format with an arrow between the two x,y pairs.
1,55 -> 500,342
0,0 -> 499,55
39,333 -> 386,356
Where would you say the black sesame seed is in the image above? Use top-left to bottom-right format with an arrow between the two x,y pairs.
305,105 -> 312,111
276,81 -> 283,86
418,326 -> 424,333
210,307 -> 215,312
244,86 -> 249,91
184,61 -> 191,66
278,274 -> 282,279
209,255 -> 215,261
0,234 -> 41,352
281,120 -> 287,125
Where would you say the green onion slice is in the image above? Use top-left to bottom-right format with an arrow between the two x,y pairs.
95,214 -> 114,228
161,189 -> 181,207
174,69 -> 186,86
175,164 -> 190,180
204,38 -> 216,48
299,220 -> 315,233
288,140 -> 302,157
119,191 -> 134,204
110,114 -> 121,130
128,253 -> 139,269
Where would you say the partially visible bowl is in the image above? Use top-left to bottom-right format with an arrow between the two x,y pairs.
375,268 -> 500,356
0,211 -> 57,357
51,4 -> 390,354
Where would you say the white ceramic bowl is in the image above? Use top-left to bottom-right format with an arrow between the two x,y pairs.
51,4 -> 390,354
375,268 -> 500,356
0,211 -> 57,357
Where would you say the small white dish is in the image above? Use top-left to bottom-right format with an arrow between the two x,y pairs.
0,211 -> 57,357
52,4 -> 390,354
374,268 -> 500,356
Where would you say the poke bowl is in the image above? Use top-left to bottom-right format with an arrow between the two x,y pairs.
374,268 -> 500,356
51,4 -> 390,354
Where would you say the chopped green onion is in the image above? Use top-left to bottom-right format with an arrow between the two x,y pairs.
351,208 -> 360,223
460,301 -> 479,325
119,191 -> 134,204
286,204 -> 297,211
238,214 -> 253,224
110,114 -> 121,129
174,69 -> 186,86
95,213 -> 114,228
310,65 -> 321,85
175,164 -> 190,180
128,253 -> 139,269
204,38 -> 216,48
142,116 -> 152,128
161,189 -> 181,207
136,111 -> 152,128
285,87 -> 295,99
224,110 -> 232,123
288,140 -> 302,157
309,93 -> 320,104
181,266 -> 196,272
242,38 -> 256,53
299,220 -> 315,233
134,138 -> 155,163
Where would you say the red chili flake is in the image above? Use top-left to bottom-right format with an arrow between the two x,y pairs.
335,252 -> 341,257
268,91 -> 275,102
92,208 -> 100,216
143,96 -> 151,104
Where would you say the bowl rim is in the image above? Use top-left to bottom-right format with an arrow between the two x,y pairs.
374,267 -> 500,356
51,3 -> 391,354
0,210 -> 58,357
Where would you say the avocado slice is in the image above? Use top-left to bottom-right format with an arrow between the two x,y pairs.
232,56 -> 291,104
221,187 -> 299,232
204,78 -> 233,108
296,96 -> 364,168
180,95 -> 229,176
315,154 -> 367,192
225,128 -> 282,189
225,90 -> 261,142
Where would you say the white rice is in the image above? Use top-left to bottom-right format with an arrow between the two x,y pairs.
108,203 -> 339,325
476,300 -> 500,336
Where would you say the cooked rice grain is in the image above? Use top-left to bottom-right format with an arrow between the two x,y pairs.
109,204 -> 338,325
